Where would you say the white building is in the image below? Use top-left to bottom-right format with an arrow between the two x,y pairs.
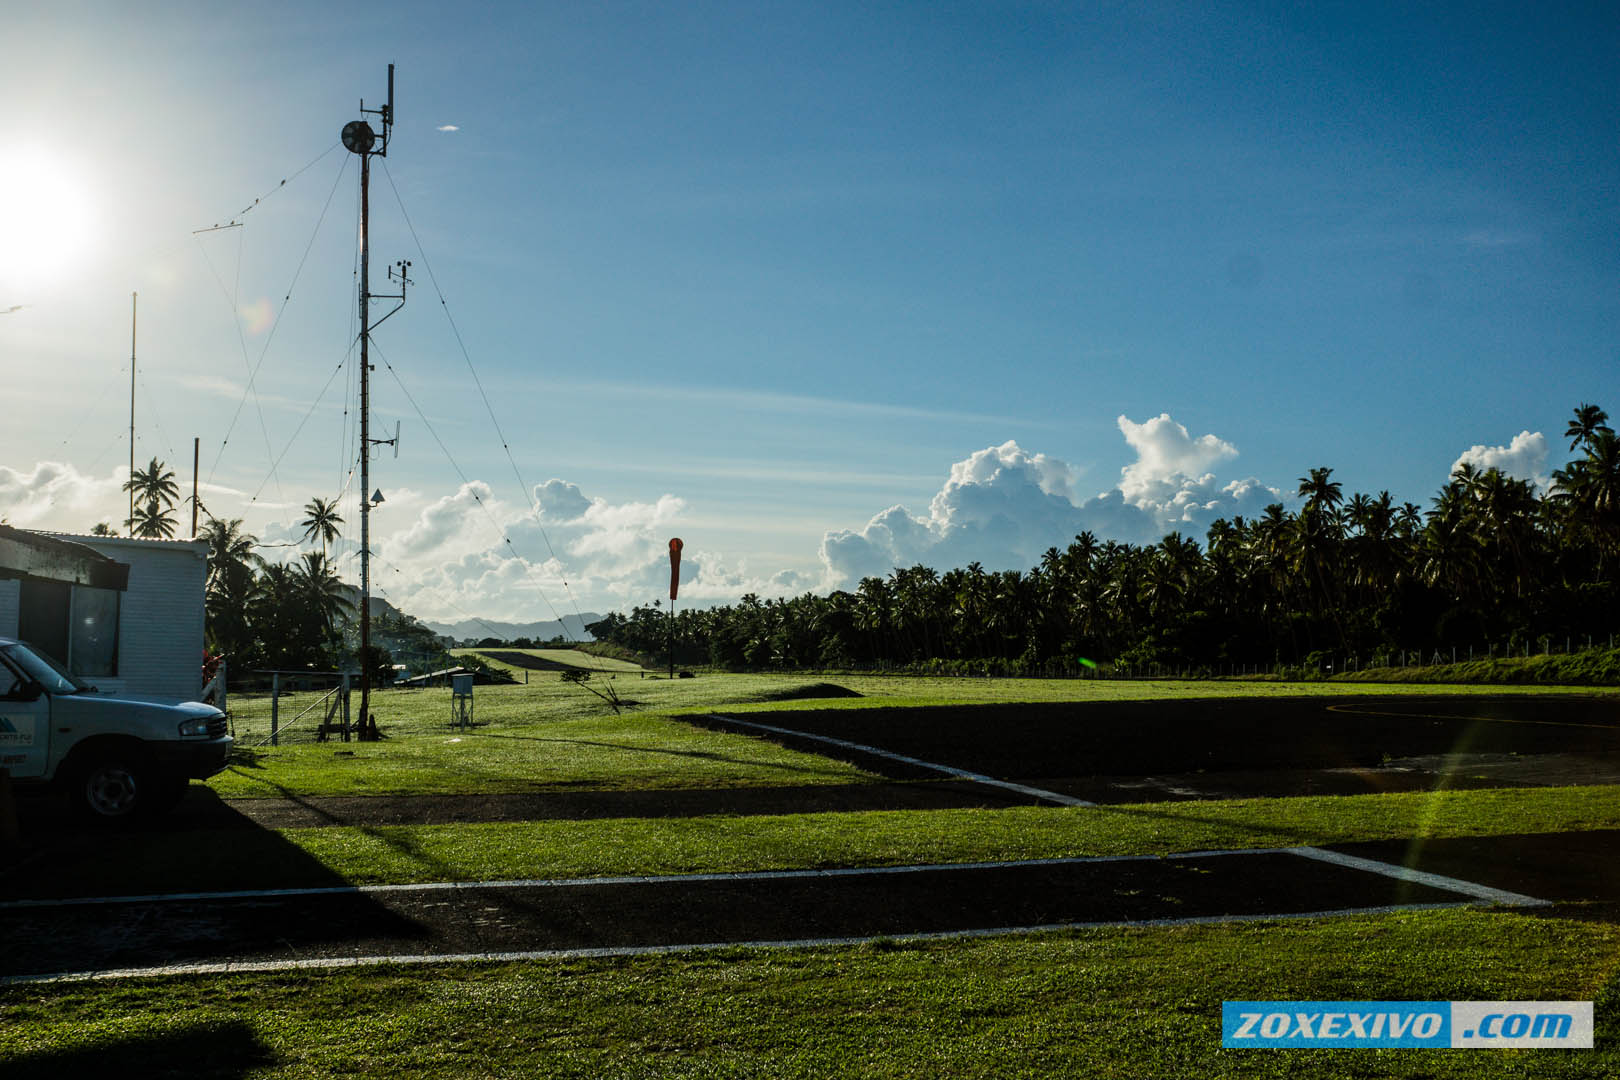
0,527 -> 209,702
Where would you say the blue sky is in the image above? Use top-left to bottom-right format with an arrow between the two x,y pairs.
2,2 -> 1615,622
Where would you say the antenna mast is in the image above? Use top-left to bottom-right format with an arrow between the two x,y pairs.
342,63 -> 405,741
128,292 -> 136,535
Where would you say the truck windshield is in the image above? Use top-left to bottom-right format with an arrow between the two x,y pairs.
0,642 -> 90,695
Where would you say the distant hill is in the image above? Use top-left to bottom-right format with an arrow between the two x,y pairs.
336,586 -> 412,623
421,614 -> 602,643
332,583 -> 597,644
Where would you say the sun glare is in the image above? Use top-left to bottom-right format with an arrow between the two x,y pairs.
0,145 -> 97,295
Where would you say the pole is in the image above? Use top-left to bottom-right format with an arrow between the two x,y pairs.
358,145 -> 374,740
669,596 -> 676,681
191,436 -> 200,537
128,292 -> 136,534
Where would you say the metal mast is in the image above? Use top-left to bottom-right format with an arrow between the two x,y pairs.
128,292 -> 136,534
341,64 -> 405,741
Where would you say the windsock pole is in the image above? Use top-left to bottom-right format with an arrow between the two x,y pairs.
668,538 -> 683,680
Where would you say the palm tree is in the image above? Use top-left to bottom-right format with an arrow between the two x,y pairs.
123,457 -> 179,512
203,522 -> 261,664
299,497 -> 345,556
200,517 -> 261,591
1554,429 -> 1620,576
129,498 -> 177,539
298,551 -> 355,634
1297,467 -> 1344,514
1565,403 -> 1613,452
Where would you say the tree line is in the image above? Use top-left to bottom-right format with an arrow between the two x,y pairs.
589,404 -> 1620,674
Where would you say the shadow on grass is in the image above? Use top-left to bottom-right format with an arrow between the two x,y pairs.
467,732 -> 858,779
179,772 -> 476,889
2,787 -> 430,979
3,1019 -> 275,1080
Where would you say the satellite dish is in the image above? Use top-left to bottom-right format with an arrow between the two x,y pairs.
342,121 -> 376,154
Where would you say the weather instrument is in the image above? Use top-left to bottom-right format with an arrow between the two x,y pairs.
341,120 -> 376,155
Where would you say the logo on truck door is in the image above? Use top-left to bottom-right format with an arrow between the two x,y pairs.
0,716 -> 35,746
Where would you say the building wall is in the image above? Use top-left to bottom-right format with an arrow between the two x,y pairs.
0,579 -> 18,638
43,535 -> 209,702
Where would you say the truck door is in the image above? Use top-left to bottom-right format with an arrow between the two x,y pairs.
0,657 -> 50,780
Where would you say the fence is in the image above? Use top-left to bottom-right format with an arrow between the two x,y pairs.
228,671 -> 354,746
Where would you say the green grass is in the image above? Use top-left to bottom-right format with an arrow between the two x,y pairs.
2,909 -> 1613,1078
213,711 -> 877,799
1339,647 -> 1620,687
14,785 -> 1619,901
217,672 -> 1619,799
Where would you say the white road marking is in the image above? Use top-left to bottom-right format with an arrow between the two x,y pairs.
1285,847 -> 1551,907
707,713 -> 1095,806
1,902 -> 1476,986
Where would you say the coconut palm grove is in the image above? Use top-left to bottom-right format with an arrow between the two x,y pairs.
588,404 -> 1620,675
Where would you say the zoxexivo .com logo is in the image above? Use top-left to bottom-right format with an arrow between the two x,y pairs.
1222,1001 -> 1593,1049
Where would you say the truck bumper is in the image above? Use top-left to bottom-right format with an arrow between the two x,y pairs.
150,736 -> 234,780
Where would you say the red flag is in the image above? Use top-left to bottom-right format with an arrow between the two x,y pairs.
669,538 -> 683,601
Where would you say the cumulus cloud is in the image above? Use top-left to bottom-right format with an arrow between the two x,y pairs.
364,475 -> 796,621
1116,413 -> 1237,505
817,417 -> 1281,587
388,482 -> 498,559
1451,430 -> 1549,489
0,461 -> 124,526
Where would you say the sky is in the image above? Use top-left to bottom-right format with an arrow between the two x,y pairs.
2,1 -> 1616,626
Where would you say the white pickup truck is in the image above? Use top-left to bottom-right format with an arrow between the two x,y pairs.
0,636 -> 233,822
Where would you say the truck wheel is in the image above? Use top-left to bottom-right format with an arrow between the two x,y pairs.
148,775 -> 191,813
69,751 -> 154,824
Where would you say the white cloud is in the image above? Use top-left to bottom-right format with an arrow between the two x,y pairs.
388,481 -> 499,559
363,476 -> 787,621
817,417 -> 1281,587
1116,413 -> 1237,505
0,461 -> 125,527
1461,228 -> 1538,251
436,124 -> 460,132
1452,430 -> 1548,488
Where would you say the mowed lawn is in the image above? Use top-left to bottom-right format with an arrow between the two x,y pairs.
2,911 -> 1614,1078
4,673 -> 1616,1076
216,671 -> 1620,798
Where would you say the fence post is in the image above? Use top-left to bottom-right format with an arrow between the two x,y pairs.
271,673 -> 280,747
340,675 -> 352,742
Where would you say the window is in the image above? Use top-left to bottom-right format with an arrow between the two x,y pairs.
17,578 -> 120,677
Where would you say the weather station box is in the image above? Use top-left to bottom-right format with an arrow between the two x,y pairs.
451,673 -> 474,697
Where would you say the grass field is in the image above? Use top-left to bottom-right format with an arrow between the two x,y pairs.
2,912 -> 1613,1078
4,672 -> 1616,1076
218,671 -> 1620,798
13,785 -> 1620,901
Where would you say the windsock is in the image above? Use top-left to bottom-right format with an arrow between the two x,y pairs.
669,538 -> 683,601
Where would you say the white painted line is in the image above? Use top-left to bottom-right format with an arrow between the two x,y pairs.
0,850 -> 1285,910
707,713 -> 1095,806
1285,847 -> 1551,907
0,901 -> 1475,985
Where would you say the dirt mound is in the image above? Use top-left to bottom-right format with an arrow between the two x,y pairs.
751,682 -> 864,702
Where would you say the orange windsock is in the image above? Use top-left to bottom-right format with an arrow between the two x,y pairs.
669,538 -> 683,601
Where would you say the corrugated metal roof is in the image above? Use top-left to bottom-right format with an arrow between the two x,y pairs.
0,525 -> 131,590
